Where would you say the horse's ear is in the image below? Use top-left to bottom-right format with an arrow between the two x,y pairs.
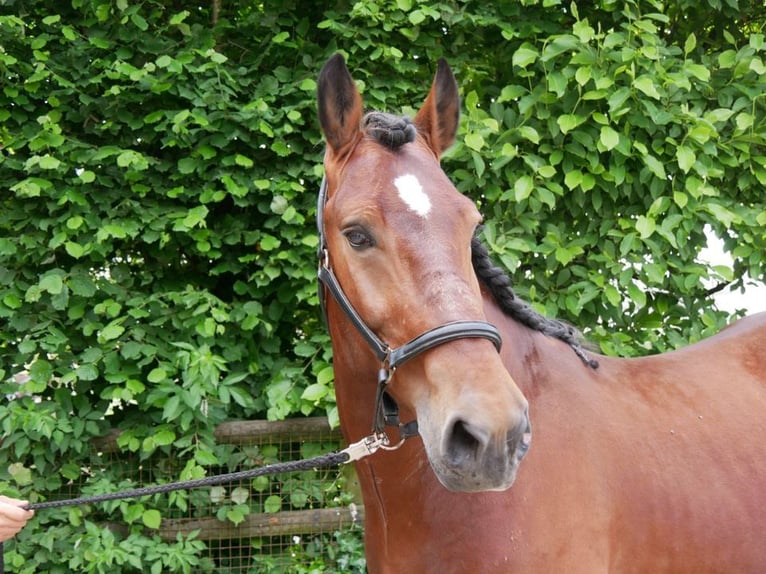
317,54 -> 363,158
414,58 -> 460,159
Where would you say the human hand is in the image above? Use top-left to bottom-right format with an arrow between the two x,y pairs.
0,495 -> 34,542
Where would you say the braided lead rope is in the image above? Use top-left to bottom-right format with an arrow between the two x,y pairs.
25,450 -> 350,511
23,433 -> 393,511
2,433 -> 399,572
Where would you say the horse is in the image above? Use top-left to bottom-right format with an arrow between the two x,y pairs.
315,53 -> 766,573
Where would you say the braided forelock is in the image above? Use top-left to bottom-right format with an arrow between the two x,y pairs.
363,112 -> 417,149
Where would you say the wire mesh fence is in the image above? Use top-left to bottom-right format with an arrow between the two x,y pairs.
52,418 -> 366,573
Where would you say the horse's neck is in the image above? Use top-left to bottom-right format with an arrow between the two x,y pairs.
329,293 -> 596,563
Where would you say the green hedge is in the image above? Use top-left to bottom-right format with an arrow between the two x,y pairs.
1,0 -> 764,571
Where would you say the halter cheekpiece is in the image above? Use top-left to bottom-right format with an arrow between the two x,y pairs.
316,177 -> 503,440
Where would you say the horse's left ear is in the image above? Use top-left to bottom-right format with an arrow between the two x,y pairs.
414,58 -> 460,159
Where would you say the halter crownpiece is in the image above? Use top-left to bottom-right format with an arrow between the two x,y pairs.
316,177 -> 504,437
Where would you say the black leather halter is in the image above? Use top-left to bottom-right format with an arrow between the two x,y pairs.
316,177 -> 503,438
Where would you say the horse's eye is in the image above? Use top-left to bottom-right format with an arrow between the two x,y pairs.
344,228 -> 375,250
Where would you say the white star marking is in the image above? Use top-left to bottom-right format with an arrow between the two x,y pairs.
394,174 -> 431,218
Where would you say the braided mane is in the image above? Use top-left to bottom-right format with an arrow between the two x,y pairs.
363,111 -> 598,369
471,238 -> 599,369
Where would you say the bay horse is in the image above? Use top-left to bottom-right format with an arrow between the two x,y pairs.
316,53 -> 766,573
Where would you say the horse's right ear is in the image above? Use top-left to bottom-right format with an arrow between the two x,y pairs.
317,54 -> 363,158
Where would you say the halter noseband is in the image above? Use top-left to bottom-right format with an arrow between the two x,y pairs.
316,177 -> 503,439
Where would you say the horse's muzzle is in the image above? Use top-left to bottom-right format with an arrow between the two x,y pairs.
431,411 -> 532,492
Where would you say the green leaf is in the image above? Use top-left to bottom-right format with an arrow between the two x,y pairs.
131,13 -> 148,30
178,157 -> 196,174
564,170 -> 583,190
547,71 -> 568,97
599,126 -> 620,150
8,463 -> 33,486
11,179 -> 41,197
39,273 -> 64,294
228,386 -> 254,408
301,383 -> 328,402
607,87 -> 631,113
704,108 -> 734,124
541,34 -> 579,61
209,488 -> 228,508
169,10 -> 190,25
673,191 -> 688,208
575,65 -> 591,86
643,154 -> 666,180
299,78 -> 317,92
684,33 -> 697,55
38,155 -> 62,170
684,63 -> 710,81
207,49 -> 227,64
518,125 -> 540,144
65,241 -> 85,258
711,265 -> 734,282
628,283 -> 647,308
750,58 -> 766,75
3,294 -> 21,309
557,114 -> 585,134
264,495 -> 282,513
78,170 -> 96,183
259,234 -> 280,251
153,429 -> 175,446
512,45 -> 539,68
633,75 -> 661,99
573,20 -> 594,43
100,321 -> 125,341
514,175 -> 535,201
156,55 -> 173,68
705,203 -> 739,228
163,395 -> 182,421
272,31 -> 290,44
142,509 -> 162,529
234,154 -> 253,167
76,363 -> 99,381
182,205 -> 208,228
316,365 -> 334,385
676,146 -> 696,173
555,245 -> 579,265
464,132 -> 484,151
735,112 -> 754,131
226,507 -> 247,525
408,9 -> 426,25
538,165 -> 556,178
636,215 -> 656,238
604,284 -> 621,307
148,367 -> 167,383
231,487 -> 250,505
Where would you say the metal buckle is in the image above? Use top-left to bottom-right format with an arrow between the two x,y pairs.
319,247 -> 329,270
342,432 -> 390,462
342,431 -> 407,463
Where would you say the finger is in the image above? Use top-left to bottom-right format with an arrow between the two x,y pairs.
0,503 -> 33,521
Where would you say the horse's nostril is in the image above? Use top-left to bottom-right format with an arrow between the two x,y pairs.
509,417 -> 532,456
446,419 -> 485,465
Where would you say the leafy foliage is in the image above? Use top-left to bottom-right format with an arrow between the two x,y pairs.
445,0 -> 766,354
0,0 -> 763,571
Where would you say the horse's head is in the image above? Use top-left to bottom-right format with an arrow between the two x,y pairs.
316,54 -> 530,492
